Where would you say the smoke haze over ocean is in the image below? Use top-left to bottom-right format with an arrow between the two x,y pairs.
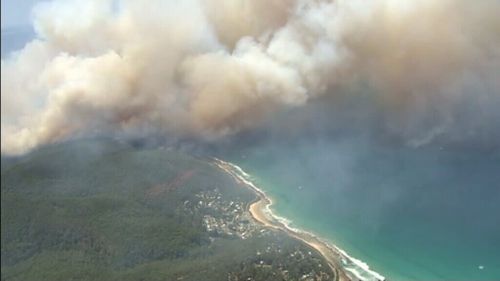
2,2 -> 500,280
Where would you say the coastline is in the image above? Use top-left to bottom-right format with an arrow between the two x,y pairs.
213,158 -> 386,281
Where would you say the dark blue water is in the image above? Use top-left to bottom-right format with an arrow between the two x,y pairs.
225,138 -> 500,280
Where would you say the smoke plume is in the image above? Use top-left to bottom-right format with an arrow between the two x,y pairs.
2,0 -> 499,154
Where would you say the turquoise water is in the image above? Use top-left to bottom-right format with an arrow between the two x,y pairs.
223,138 -> 500,280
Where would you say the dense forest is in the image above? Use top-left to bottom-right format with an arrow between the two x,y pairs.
1,139 -> 333,281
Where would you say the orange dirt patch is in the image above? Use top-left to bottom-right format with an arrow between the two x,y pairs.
145,170 -> 195,198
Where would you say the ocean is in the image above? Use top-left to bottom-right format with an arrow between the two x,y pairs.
3,20 -> 499,281
223,138 -> 500,280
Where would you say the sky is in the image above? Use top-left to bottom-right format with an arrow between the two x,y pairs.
0,0 -> 41,29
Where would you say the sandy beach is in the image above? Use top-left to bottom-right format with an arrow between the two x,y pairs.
214,158 -> 356,281
249,190 -> 350,281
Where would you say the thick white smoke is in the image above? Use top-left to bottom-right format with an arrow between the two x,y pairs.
2,0 -> 499,154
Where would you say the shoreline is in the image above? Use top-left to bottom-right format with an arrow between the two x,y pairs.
213,158 -> 386,281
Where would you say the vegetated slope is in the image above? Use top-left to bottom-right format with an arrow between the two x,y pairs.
1,139 -> 333,281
